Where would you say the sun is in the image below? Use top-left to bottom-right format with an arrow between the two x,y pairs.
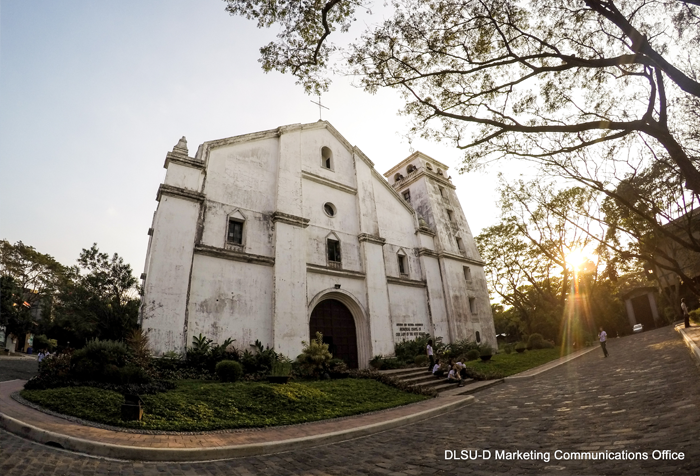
566,249 -> 586,269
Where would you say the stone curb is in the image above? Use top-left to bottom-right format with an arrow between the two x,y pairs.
0,395 -> 474,462
504,346 -> 599,380
676,326 -> 700,365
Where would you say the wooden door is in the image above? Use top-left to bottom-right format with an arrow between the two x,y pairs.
310,299 -> 358,368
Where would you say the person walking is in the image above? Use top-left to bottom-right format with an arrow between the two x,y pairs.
682,298 -> 690,328
598,327 -> 609,358
426,339 -> 435,372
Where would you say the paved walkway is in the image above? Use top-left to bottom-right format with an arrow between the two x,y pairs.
1,327 -> 699,474
0,356 -> 37,382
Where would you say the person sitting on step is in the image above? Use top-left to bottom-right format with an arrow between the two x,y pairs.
446,361 -> 464,387
432,358 -> 444,378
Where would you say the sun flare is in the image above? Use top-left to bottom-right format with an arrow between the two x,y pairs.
566,249 -> 586,269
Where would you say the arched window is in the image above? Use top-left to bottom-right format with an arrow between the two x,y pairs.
425,163 -> 433,171
476,331 -> 481,343
321,147 -> 333,170
437,168 -> 443,176
394,173 -> 404,183
407,164 -> 417,174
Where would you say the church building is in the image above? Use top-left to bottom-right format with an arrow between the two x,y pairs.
140,121 -> 496,367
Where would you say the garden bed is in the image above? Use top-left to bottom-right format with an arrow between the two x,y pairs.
20,379 -> 428,432
463,347 -> 575,378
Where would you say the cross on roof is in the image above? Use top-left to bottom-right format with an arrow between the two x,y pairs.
310,95 -> 329,120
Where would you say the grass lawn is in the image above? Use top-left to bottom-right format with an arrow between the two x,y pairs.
463,347 -> 576,378
20,378 -> 428,431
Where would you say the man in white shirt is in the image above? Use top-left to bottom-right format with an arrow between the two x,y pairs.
598,327 -> 609,358
426,339 -> 434,372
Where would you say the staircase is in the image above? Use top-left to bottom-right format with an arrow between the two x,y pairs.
379,367 -> 474,394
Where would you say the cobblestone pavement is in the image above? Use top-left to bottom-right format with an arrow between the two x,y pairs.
2,327 -> 699,475
0,357 -> 37,382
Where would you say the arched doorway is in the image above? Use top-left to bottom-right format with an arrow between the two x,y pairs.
309,299 -> 358,368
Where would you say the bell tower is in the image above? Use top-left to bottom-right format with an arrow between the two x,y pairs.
384,152 -> 496,345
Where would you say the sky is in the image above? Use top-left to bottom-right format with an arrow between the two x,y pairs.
0,0 -> 525,273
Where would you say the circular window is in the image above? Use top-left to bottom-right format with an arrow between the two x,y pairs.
323,202 -> 336,217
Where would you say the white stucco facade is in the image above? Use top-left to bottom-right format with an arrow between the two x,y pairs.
140,121 -> 496,367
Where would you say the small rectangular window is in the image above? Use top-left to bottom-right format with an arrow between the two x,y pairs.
456,237 -> 464,251
398,255 -> 406,275
227,219 -> 244,245
447,210 -> 454,222
327,239 -> 341,263
469,297 -> 476,314
403,190 -> 411,203
439,186 -> 445,198
463,266 -> 472,281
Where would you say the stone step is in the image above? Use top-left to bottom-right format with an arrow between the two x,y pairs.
378,367 -> 428,377
410,378 -> 475,391
431,380 -> 473,393
400,373 -> 443,385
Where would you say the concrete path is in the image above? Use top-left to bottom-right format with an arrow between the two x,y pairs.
1,327 -> 699,474
0,356 -> 37,382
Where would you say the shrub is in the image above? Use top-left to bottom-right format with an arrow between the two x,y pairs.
479,344 -> 493,357
466,349 -> 480,361
185,334 -> 240,373
327,359 -> 350,379
270,358 -> 293,377
394,335 -> 433,363
540,340 -> 555,349
216,360 -> 243,382
186,333 -> 213,368
37,353 -> 71,379
103,363 -> 150,385
414,354 -> 429,366
527,333 -> 545,350
126,328 -> 151,369
71,339 -> 131,382
297,332 -> 332,377
241,340 -> 278,375
515,342 -> 527,352
207,338 -> 238,370
33,335 -> 57,352
448,339 -> 480,358
369,355 -> 403,370
502,344 -> 514,354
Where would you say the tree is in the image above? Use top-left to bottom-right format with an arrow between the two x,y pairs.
225,0 -> 699,195
476,182 -> 632,342
52,244 -> 140,346
0,240 -> 65,338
